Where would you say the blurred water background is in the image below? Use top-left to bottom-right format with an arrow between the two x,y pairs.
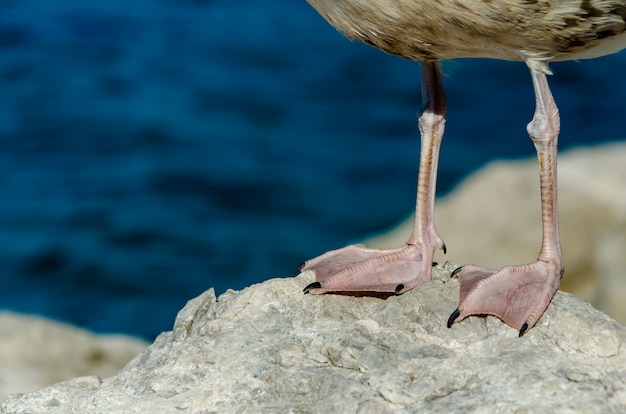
0,0 -> 625,339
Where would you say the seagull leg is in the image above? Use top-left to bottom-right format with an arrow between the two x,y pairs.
448,68 -> 563,335
302,62 -> 446,295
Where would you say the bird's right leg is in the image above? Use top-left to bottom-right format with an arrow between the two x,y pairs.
301,62 -> 447,296
448,68 -> 563,335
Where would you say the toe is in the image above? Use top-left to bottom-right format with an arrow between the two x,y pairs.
447,308 -> 461,328
303,281 -> 322,294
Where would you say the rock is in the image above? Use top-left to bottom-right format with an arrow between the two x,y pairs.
3,266 -> 626,413
366,142 -> 626,323
0,312 -> 148,400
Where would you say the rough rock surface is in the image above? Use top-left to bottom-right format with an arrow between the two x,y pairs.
0,312 -> 148,400
3,265 -> 626,413
366,142 -> 626,323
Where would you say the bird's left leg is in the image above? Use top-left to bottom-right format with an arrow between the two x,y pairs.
448,68 -> 563,336
301,62 -> 447,296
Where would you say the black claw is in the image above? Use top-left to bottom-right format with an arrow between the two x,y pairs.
395,284 -> 405,294
297,262 -> 306,272
442,243 -> 447,255
303,281 -> 322,294
447,308 -> 461,328
450,266 -> 464,278
432,261 -> 438,267
519,322 -> 529,337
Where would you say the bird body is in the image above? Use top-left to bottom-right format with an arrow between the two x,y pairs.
307,0 -> 626,71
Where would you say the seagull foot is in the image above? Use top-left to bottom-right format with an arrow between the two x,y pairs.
447,261 -> 562,335
301,244 -> 433,295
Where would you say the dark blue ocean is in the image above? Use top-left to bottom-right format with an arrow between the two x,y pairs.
1,0 -> 625,339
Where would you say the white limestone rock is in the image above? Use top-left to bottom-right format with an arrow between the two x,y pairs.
0,312 -> 148,400
3,265 -> 626,413
366,142 -> 626,323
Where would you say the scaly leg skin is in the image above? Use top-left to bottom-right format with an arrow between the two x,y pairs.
302,62 -> 446,296
448,67 -> 564,336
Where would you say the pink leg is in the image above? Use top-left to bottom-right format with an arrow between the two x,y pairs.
302,62 -> 447,295
448,68 -> 563,336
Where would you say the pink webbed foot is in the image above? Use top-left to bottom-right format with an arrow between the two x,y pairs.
447,261 -> 562,336
301,244 -> 437,296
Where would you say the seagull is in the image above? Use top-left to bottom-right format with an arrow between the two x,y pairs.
300,0 -> 626,335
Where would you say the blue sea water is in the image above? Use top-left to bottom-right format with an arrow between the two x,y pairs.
0,0 -> 625,339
